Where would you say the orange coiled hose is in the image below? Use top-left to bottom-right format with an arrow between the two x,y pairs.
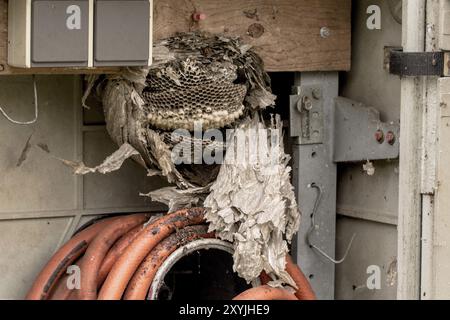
28,208 -> 316,301
97,224 -> 144,286
98,208 -> 205,300
233,285 -> 298,300
76,214 -> 149,300
259,256 -> 316,300
25,216 -> 116,300
285,255 -> 316,300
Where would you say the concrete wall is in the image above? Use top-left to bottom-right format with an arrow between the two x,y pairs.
0,75 -> 166,299
335,0 -> 401,299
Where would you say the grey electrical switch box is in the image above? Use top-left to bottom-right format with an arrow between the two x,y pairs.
94,0 -> 151,66
32,1 -> 89,67
8,0 -> 153,68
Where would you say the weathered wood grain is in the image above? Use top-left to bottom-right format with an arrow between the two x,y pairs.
153,0 -> 351,72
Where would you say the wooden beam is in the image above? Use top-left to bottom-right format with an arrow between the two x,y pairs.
0,0 -> 351,74
397,0 -> 426,300
152,0 -> 351,72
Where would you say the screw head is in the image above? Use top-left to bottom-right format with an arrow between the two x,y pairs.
302,96 -> 313,111
386,131 -> 396,145
320,27 -> 331,38
375,130 -> 385,143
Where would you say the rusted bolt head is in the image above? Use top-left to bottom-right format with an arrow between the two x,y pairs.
375,130 -> 385,143
386,131 -> 396,145
192,12 -> 207,21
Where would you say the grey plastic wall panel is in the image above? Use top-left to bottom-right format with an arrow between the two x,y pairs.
0,217 -> 71,299
83,130 -> 168,209
83,97 -> 105,125
335,217 -> 397,300
0,76 -> 79,212
31,0 -> 89,67
94,0 -> 150,66
337,161 -> 399,226
341,0 -> 401,121
0,75 -> 165,298
336,0 -> 401,300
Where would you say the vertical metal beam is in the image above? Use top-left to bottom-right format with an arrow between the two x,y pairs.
397,0 -> 426,300
292,72 -> 338,300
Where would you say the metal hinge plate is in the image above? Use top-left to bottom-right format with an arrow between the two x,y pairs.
289,85 -> 324,145
388,48 -> 445,76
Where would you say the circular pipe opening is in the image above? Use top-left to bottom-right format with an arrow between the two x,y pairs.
149,239 -> 258,300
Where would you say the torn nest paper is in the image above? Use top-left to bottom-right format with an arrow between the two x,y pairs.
204,115 -> 301,287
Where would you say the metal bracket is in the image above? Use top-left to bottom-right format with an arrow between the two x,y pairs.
333,97 -> 400,163
291,89 -> 400,163
292,77 -> 401,300
289,85 -> 324,145
388,48 -> 445,76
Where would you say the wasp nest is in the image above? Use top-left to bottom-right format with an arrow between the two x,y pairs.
143,60 -> 246,131
81,32 -> 275,190
143,32 -> 276,132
